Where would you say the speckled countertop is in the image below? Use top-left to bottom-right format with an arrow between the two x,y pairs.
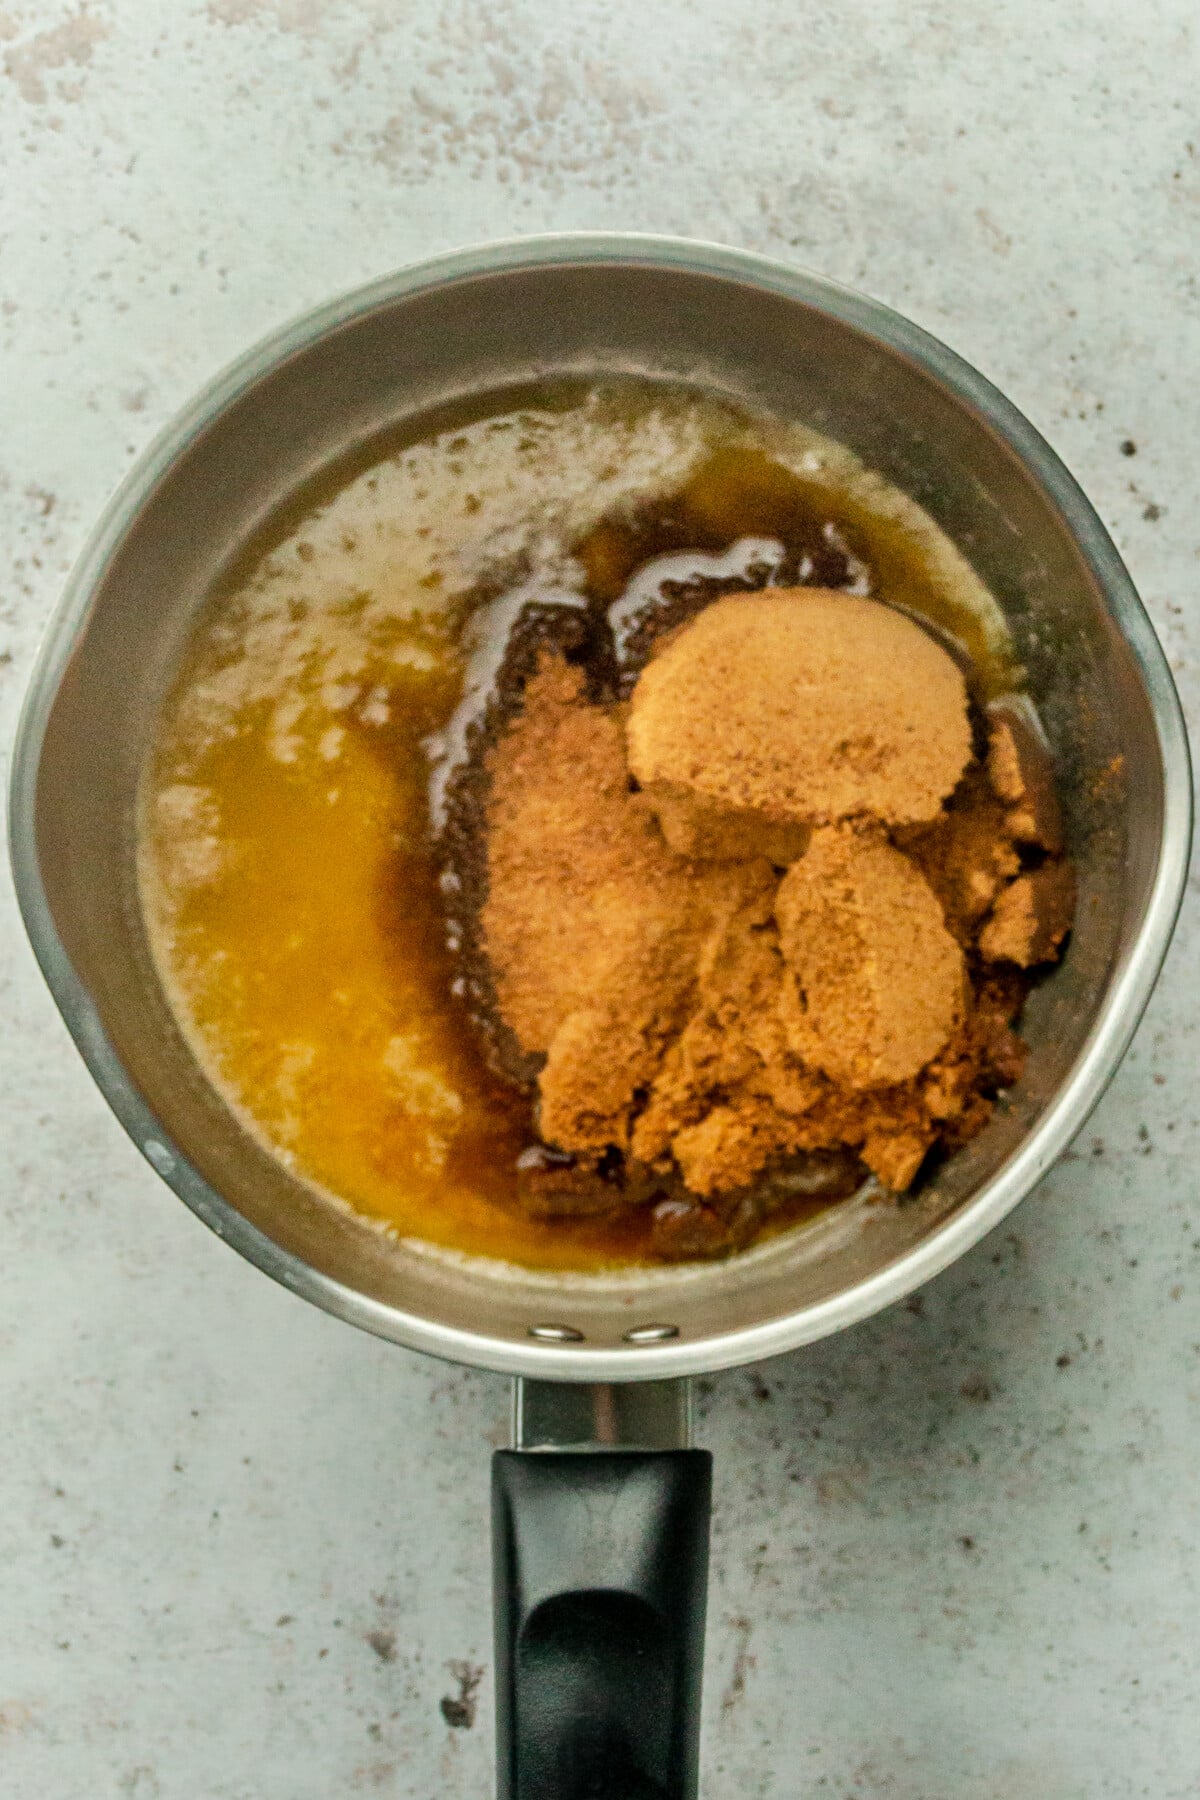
1,3 -> 1198,1796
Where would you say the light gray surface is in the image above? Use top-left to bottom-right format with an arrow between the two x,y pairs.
0,1 -> 1197,1795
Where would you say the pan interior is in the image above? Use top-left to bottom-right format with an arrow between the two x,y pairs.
135,373 -> 1030,1274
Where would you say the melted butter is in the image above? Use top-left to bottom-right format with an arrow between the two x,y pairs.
146,656 -> 653,1268
580,445 -> 1019,700
141,385 -> 1019,1271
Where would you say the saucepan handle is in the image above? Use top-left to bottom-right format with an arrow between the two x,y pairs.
492,1381 -> 711,1800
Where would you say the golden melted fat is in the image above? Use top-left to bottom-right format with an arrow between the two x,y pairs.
140,381 -> 1016,1271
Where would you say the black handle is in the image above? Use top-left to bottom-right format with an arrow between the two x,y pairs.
492,1448 -> 712,1800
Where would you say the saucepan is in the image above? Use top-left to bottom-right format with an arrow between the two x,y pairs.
9,235 -> 1192,1797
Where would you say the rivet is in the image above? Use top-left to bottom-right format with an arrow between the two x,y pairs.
622,1323 -> 680,1344
528,1323 -> 585,1343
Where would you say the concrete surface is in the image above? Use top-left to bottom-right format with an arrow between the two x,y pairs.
1,1 -> 1198,1794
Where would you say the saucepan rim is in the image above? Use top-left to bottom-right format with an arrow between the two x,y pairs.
9,231 -> 1193,1380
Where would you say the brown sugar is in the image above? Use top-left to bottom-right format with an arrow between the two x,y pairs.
978,861 -> 1077,966
483,653 -> 689,1057
986,697 -> 1065,853
774,827 -> 966,1088
897,763 -> 1021,944
513,806 -> 1020,1202
626,589 -> 972,830
482,653 -> 773,1152
625,886 -> 1023,1198
629,878 -> 817,1188
470,584 -> 1075,1241
644,784 -> 811,863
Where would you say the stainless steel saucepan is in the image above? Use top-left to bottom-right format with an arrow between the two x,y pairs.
10,235 -> 1191,1799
